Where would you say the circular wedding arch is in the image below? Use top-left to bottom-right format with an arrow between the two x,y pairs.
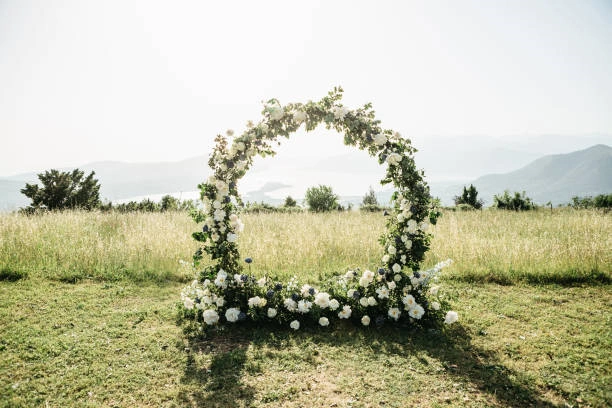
182,87 -> 454,329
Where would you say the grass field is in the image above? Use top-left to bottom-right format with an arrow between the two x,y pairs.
0,209 -> 611,407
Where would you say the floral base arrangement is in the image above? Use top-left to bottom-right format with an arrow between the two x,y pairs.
180,87 -> 458,331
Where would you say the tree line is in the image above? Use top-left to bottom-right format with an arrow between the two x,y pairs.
18,168 -> 611,213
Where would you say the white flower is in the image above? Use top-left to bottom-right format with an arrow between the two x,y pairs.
338,305 -> 352,319
429,286 -> 440,296
397,213 -> 405,222
359,297 -> 369,307
361,315 -> 371,326
215,296 -> 225,307
373,133 -> 387,146
333,106 -> 349,120
392,263 -> 401,273
183,297 -> 194,310
431,301 -> 441,311
293,110 -> 307,123
257,277 -> 267,287
236,161 -> 247,171
367,296 -> 377,306
225,307 -> 241,323
405,240 -> 412,250
267,308 -> 277,318
376,286 -> 390,299
409,304 -> 425,319
226,129 -> 234,137
269,106 -> 284,121
359,270 -> 375,287
260,123 -> 269,132
420,221 -> 430,232
290,320 -> 300,330
394,274 -> 402,282
386,153 -> 402,166
388,307 -> 401,321
227,233 -> 238,243
382,254 -> 390,263
410,277 -> 419,287
212,200 -> 221,209
329,299 -> 340,311
402,294 -> 416,308
297,300 -> 312,313
387,281 -> 396,290
213,209 -> 226,222
284,298 -> 298,312
407,219 -> 418,234
444,311 -> 459,325
248,296 -> 265,308
388,245 -> 397,255
203,309 -> 219,325
300,284 -> 315,297
235,141 -> 245,151
214,270 -> 228,288
344,270 -> 355,280
314,292 -> 331,309
246,120 -> 254,128
319,317 -> 330,327
400,255 -> 407,264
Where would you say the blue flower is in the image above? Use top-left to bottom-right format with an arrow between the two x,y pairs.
240,275 -> 248,282
383,210 -> 389,216
375,316 -> 385,326
291,293 -> 300,302
414,272 -> 421,279
238,312 -> 247,321
223,196 -> 231,203
308,287 -> 315,296
194,297 -> 201,303
266,289 -> 275,299
352,291 -> 361,299
245,257 -> 253,264
378,268 -> 386,276
275,283 -> 283,291
202,225 -> 209,233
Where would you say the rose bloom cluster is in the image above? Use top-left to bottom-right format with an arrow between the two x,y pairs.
180,259 -> 458,330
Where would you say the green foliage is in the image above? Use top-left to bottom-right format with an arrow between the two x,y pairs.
454,184 -> 483,209
305,185 -> 339,212
362,186 -> 379,207
20,168 -> 101,211
283,195 -> 297,207
100,196 -> 196,213
570,193 -> 612,209
243,201 -> 303,214
493,190 -> 535,211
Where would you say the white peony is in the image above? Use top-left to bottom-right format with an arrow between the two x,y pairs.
431,301 -> 441,311
297,300 -> 312,314
392,263 -> 401,273
314,292 -> 331,309
361,315 -> 371,326
382,254 -> 390,263
387,153 -> 402,166
347,289 -> 356,298
394,274 -> 402,282
267,307 -> 278,318
226,233 -> 237,243
248,296 -> 265,308
183,297 -> 194,310
388,307 -> 401,321
319,317 -> 330,327
215,296 -> 225,307
284,298 -> 298,312
376,286 -> 390,299
409,304 -> 425,319
407,219 -> 418,234
373,133 -> 387,146
367,296 -> 377,306
214,270 -> 228,288
290,320 -> 300,330
359,297 -> 369,307
225,307 -> 241,323
329,299 -> 340,311
402,294 -> 416,308
444,311 -> 459,325
388,245 -> 397,255
213,209 -> 226,222
332,106 -> 349,120
293,110 -> 307,123
203,309 -> 220,325
387,281 -> 396,290
338,305 -> 352,319
269,106 -> 284,121
429,286 -> 440,296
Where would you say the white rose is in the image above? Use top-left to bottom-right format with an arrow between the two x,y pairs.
202,309 -> 219,325
290,320 -> 300,330
367,297 -> 377,306
431,302 -> 441,311
267,308 -> 277,318
392,263 -> 401,273
225,308 -> 240,323
329,299 -> 340,311
373,133 -> 387,146
361,315 -> 371,326
183,298 -> 194,310
359,297 -> 369,307
293,110 -> 307,123
444,311 -> 459,325
319,317 -> 330,327
270,106 -> 284,121
388,245 -> 397,255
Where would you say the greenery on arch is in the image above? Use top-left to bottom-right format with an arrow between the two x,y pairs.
182,87 -> 456,330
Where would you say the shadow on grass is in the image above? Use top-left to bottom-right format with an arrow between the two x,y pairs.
177,319 -> 559,407
449,269 -> 611,286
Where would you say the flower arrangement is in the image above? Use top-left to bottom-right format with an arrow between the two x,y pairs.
181,87 -> 458,330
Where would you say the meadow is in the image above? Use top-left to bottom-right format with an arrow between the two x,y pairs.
0,209 -> 610,407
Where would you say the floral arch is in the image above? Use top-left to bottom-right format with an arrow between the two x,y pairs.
181,87 -> 457,330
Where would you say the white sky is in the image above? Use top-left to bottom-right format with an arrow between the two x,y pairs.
1,0 -> 611,177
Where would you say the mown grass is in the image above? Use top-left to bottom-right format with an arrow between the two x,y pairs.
0,209 -> 611,407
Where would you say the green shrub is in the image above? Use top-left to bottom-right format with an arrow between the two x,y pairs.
305,185 -> 339,212
493,190 -> 535,211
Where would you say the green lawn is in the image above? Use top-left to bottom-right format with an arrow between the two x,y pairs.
0,210 -> 610,407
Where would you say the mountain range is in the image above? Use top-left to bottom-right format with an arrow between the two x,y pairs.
1,142 -> 610,211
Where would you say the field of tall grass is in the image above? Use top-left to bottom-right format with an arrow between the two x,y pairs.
1,209 -> 611,407
1,209 -> 609,284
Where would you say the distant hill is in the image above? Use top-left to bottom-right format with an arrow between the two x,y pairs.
434,144 -> 612,205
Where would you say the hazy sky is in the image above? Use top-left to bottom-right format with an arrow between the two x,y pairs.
1,0 -> 611,177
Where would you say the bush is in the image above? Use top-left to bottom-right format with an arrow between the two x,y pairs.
305,185 -> 339,212
493,190 -> 535,211
454,184 -> 483,209
283,196 -> 297,207
571,194 -> 612,209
